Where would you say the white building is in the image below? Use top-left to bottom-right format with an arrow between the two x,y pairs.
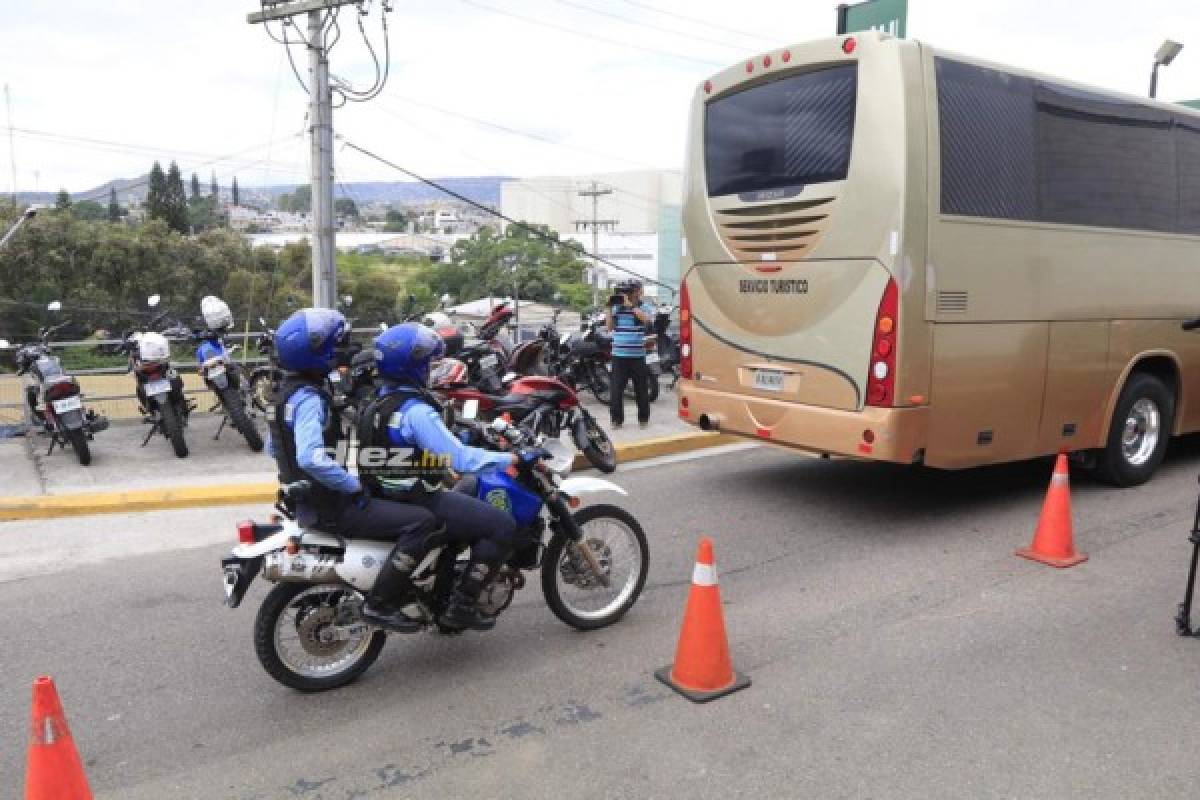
561,231 -> 666,297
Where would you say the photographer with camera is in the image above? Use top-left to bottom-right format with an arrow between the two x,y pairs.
606,278 -> 655,429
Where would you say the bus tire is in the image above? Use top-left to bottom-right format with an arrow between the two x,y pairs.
1093,372 -> 1173,487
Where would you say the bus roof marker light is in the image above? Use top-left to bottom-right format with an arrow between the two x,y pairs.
782,51 -> 791,63
763,55 -> 772,68
745,61 -> 754,73
704,80 -> 712,94
842,37 -> 857,55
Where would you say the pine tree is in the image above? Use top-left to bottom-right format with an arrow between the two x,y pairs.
108,188 -> 120,222
164,161 -> 190,233
210,171 -> 219,202
147,161 -> 167,222
231,176 -> 239,207
55,188 -> 71,212
190,172 -> 200,200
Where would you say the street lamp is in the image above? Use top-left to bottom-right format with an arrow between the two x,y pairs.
1150,39 -> 1183,99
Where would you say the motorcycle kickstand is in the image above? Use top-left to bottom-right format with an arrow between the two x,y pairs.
140,418 -> 159,447
214,414 -> 228,441
1175,485 -> 1200,638
46,432 -> 61,456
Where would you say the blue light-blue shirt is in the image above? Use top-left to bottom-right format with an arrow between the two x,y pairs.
266,386 -> 361,494
383,391 -> 513,474
611,300 -> 654,359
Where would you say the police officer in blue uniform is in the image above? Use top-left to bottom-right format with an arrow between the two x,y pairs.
265,308 -> 437,634
355,322 -> 537,631
607,278 -> 655,428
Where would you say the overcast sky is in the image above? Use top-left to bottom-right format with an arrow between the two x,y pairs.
2,0 -> 1198,196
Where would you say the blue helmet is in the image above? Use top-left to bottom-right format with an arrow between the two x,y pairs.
375,323 -> 445,386
275,308 -> 347,374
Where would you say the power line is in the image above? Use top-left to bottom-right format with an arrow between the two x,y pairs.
339,136 -> 677,293
458,0 -> 723,69
553,0 -> 749,54
614,0 -> 777,48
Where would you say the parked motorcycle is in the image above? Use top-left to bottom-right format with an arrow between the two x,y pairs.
434,358 -> 618,473
221,419 -> 647,692
7,305 -> 108,465
123,295 -> 193,458
193,296 -> 263,452
455,302 -> 515,394
651,304 -> 680,390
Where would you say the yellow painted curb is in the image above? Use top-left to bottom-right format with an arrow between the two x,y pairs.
1,431 -> 739,522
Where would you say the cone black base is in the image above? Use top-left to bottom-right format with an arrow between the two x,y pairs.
655,666 -> 751,704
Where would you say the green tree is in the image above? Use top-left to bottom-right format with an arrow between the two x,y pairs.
146,161 -> 167,223
334,197 -> 359,219
107,188 -> 120,223
72,201 -> 108,222
277,192 -> 292,212
210,171 -> 218,201
190,172 -> 201,200
232,176 -> 240,207
383,208 -> 408,232
163,161 -> 189,234
290,184 -> 312,213
55,188 -> 71,212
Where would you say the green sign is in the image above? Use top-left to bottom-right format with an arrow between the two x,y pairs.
837,0 -> 907,39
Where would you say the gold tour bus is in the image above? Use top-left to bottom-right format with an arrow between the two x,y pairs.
678,31 -> 1200,486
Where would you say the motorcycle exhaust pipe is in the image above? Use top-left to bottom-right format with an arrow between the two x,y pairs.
262,551 -> 341,584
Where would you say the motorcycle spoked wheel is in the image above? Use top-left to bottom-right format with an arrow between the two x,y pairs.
159,400 -> 189,458
254,583 -> 387,692
541,504 -> 648,630
249,370 -> 276,413
64,427 -> 91,466
572,412 -> 617,474
590,363 -> 611,404
221,387 -> 264,452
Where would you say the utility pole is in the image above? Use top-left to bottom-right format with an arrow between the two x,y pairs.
575,181 -> 617,308
248,0 -> 362,309
5,85 -> 17,206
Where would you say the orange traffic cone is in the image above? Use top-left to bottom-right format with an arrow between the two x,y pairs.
655,538 -> 750,703
1016,453 -> 1088,568
25,676 -> 93,800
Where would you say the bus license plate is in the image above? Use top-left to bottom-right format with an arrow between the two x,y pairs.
52,395 -> 83,413
754,369 -> 785,392
146,379 -> 171,396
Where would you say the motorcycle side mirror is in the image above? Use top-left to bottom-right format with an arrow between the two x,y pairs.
147,294 -> 161,308
46,300 -> 62,312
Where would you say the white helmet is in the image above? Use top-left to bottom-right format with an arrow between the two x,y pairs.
201,295 -> 234,331
137,332 -> 171,363
422,311 -> 452,329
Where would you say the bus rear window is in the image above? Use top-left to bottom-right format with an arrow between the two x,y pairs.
704,65 -> 857,198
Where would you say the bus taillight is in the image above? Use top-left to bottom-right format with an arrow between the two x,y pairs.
680,281 -> 693,380
866,278 -> 898,407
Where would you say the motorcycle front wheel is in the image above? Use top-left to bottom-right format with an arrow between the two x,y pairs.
572,411 -> 617,474
254,583 -> 386,692
64,427 -> 91,466
542,504 -> 648,631
221,387 -> 264,452
159,400 -> 189,458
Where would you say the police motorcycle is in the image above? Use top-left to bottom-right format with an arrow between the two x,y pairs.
192,296 -> 263,452
121,295 -> 193,458
220,416 -> 648,692
3,303 -> 108,465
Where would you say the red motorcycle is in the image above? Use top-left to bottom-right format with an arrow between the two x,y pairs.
432,359 -> 617,473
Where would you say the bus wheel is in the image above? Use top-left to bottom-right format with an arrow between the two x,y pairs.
1093,373 -> 1173,487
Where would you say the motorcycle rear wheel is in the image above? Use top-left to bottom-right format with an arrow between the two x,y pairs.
65,427 -> 91,466
590,363 -> 611,404
542,504 -> 648,630
254,583 -> 386,692
160,401 -> 189,458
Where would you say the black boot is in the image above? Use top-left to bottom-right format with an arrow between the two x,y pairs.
439,561 -> 500,631
361,548 -> 422,633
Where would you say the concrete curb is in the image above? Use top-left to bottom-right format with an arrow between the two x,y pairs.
0,430 -> 737,522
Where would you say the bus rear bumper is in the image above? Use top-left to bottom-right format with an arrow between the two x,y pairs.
678,383 -> 929,463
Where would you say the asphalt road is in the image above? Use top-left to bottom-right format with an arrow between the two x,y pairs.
4,441 -> 1200,798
